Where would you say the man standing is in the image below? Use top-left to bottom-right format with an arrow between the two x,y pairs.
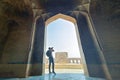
46,47 -> 56,74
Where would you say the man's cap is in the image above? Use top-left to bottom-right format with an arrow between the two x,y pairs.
48,47 -> 53,49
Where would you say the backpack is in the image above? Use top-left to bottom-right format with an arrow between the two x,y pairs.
46,50 -> 51,57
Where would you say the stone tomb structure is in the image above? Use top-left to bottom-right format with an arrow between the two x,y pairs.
0,0 -> 119,80
55,52 -> 69,64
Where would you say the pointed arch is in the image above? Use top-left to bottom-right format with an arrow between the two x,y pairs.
44,13 -> 88,76
45,13 -> 76,26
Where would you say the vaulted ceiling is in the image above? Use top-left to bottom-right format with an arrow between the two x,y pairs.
29,0 -> 120,19
31,0 -> 90,8
30,0 -> 90,13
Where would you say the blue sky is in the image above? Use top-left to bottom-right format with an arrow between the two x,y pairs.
46,18 -> 80,58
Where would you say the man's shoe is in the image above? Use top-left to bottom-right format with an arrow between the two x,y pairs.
53,71 -> 56,75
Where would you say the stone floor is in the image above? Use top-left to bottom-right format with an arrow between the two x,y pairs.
0,73 -> 105,80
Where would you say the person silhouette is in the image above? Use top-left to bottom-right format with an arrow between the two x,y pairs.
46,47 -> 56,74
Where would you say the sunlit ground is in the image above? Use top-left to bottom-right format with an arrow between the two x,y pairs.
45,63 -> 84,74
45,69 -> 84,74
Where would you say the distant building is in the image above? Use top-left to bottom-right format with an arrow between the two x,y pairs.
55,52 -> 68,63
45,52 -> 81,64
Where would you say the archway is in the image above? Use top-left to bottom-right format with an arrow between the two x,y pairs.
29,12 -> 105,78
44,14 -> 86,74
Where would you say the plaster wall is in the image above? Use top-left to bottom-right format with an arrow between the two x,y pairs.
0,18 -> 33,78
90,0 -> 120,79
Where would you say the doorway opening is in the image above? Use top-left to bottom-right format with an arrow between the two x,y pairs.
44,14 -> 85,74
